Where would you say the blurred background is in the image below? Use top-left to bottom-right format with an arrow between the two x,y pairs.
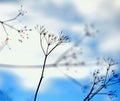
0,0 -> 120,101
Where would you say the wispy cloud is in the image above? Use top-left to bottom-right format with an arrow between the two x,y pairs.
36,2 -> 84,24
23,0 -> 84,24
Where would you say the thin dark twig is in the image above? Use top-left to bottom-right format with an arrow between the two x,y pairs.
83,58 -> 120,101
104,64 -> 110,85
2,22 -> 19,32
34,55 -> 48,101
1,23 -> 9,36
0,6 -> 31,50
83,76 -> 96,101
91,93 -> 108,95
34,26 -> 69,101
88,85 -> 105,101
47,43 -> 59,55
3,13 -> 21,22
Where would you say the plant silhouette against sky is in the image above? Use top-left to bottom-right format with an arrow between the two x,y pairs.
0,4 -> 120,101
34,25 -> 70,101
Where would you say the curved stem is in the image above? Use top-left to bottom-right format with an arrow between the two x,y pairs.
34,55 -> 48,101
3,13 -> 21,22
40,35 -> 45,55
47,43 -> 59,55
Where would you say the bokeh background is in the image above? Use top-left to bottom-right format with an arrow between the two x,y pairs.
0,0 -> 120,101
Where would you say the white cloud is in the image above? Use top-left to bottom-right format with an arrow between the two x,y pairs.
99,34 -> 120,53
0,0 -> 120,93
71,0 -> 103,18
0,4 -> 19,20
0,66 -> 93,90
70,0 -> 120,26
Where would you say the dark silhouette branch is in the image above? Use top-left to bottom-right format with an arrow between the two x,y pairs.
83,58 -> 120,101
34,54 -> 48,101
33,26 -> 69,101
0,6 -> 31,51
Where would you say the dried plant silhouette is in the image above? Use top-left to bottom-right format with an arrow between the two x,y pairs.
34,25 -> 70,101
0,24 -> 99,88
0,4 -> 120,101
83,58 -> 120,101
0,6 -> 32,101
52,24 -> 99,88
0,5 -> 31,51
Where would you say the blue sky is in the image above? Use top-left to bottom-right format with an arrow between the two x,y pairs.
0,0 -> 120,101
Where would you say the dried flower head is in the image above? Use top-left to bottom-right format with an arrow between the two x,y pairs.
58,31 -> 70,44
17,26 -> 32,43
18,5 -> 27,16
35,25 -> 70,55
35,25 -> 70,45
0,5 -> 31,50
84,57 -> 120,101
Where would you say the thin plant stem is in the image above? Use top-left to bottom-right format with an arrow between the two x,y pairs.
47,43 -> 59,55
88,85 -> 105,101
3,13 -> 21,22
83,58 -> 120,101
34,54 -> 48,101
104,64 -> 110,85
39,35 -> 45,55
83,77 -> 96,101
